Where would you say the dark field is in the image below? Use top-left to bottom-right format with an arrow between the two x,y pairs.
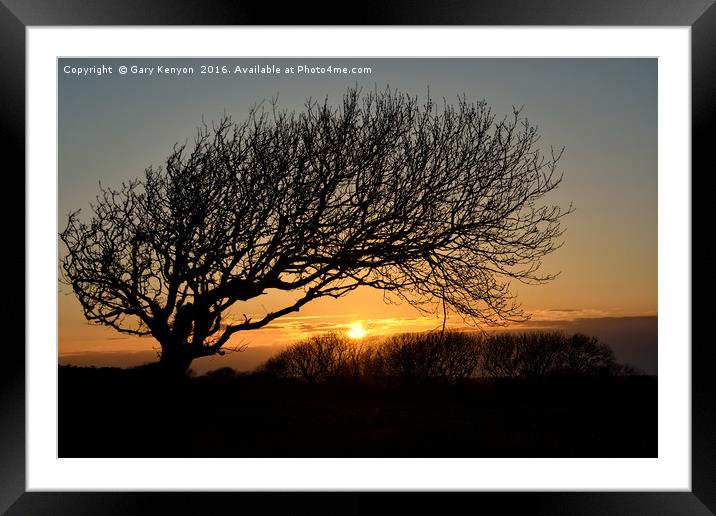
59,366 -> 656,458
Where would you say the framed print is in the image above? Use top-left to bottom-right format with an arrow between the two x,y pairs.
2,1 -> 713,514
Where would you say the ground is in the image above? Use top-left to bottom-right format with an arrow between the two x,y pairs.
59,366 -> 656,458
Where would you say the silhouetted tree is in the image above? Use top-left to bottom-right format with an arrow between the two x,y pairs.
261,333 -> 362,383
479,331 -> 618,378
558,333 -> 617,377
481,331 -> 566,377
366,331 -> 484,386
480,332 -> 525,378
513,331 -> 565,377
60,86 -> 570,374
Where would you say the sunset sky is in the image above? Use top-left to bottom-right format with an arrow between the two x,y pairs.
58,58 -> 657,372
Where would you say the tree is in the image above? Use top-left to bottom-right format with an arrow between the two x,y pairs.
480,332 -> 524,378
558,333 -> 618,377
365,330 -> 484,386
260,333 -> 363,384
480,331 -> 566,378
479,331 -> 618,378
60,86 -> 571,374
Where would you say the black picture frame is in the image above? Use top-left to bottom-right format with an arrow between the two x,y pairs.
2,1 -> 712,514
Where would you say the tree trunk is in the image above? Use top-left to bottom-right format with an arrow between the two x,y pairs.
157,346 -> 194,377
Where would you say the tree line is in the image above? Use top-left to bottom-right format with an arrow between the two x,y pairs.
257,330 -> 635,386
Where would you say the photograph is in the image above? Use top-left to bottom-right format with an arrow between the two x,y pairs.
57,57 -> 658,458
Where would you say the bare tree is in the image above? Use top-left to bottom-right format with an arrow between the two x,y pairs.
517,331 -> 566,377
60,86 -> 570,374
479,331 -> 618,378
558,333 -> 617,377
480,332 -> 524,378
260,333 -> 364,384
262,333 -> 359,383
366,331 -> 484,386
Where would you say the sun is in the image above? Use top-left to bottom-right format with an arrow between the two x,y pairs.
346,321 -> 367,340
